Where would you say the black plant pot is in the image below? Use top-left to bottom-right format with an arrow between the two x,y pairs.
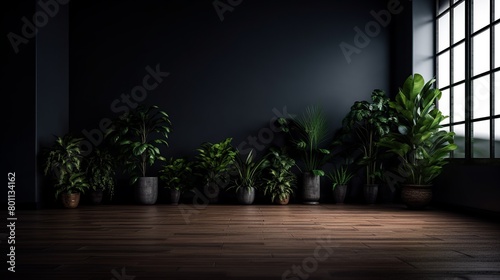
333,184 -> 347,204
302,172 -> 320,205
364,184 -> 379,204
170,189 -> 181,205
204,183 -> 220,203
90,189 -> 104,205
136,177 -> 158,205
237,187 -> 255,205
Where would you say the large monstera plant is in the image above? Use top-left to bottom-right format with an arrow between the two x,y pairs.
379,74 -> 457,185
378,74 -> 457,209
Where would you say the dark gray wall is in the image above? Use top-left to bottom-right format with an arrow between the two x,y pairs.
2,1 -> 37,208
69,0 -> 394,160
1,0 -> 69,209
35,1 -> 70,208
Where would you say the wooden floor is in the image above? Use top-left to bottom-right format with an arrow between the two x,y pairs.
6,204 -> 500,280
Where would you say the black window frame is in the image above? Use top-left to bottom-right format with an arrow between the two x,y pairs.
435,0 -> 500,161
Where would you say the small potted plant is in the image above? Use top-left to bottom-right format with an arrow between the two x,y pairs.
195,138 -> 237,203
263,148 -> 297,205
327,164 -> 353,204
85,147 -> 116,204
379,74 -> 457,209
159,157 -> 194,205
278,106 -> 331,204
43,134 -> 90,208
109,105 -> 172,205
228,149 -> 269,205
341,90 -> 397,204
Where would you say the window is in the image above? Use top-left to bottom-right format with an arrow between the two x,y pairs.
436,0 -> 500,159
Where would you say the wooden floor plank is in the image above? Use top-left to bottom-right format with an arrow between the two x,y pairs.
5,204 -> 500,279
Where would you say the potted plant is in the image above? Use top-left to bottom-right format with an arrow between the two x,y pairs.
379,74 -> 457,209
85,147 -> 116,204
278,106 -> 330,204
263,148 -> 297,205
228,149 -> 269,205
109,105 -> 172,205
326,164 -> 353,204
159,157 -> 194,205
195,137 -> 237,203
341,90 -> 397,204
43,134 -> 90,208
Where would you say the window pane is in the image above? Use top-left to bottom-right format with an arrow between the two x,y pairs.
453,124 -> 466,158
453,2 -> 465,43
453,43 -> 465,82
473,30 -> 491,76
495,72 -> 500,115
473,0 -> 491,33
473,75 -> 491,119
496,0 -> 500,21
495,24 -> 500,68
472,120 -> 490,158
439,12 -> 450,52
453,84 -> 466,122
496,119 -> 500,158
438,51 -> 451,87
440,89 -> 451,125
439,0 -> 451,15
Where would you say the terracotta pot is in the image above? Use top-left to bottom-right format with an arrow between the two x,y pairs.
401,184 -> 433,209
61,193 -> 80,209
275,195 -> 290,205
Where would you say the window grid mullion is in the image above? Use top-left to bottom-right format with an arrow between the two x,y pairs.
490,0 -> 495,158
465,0 -> 472,159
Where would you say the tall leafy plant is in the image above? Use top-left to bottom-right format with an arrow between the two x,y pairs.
341,90 -> 397,184
109,105 -> 172,184
43,134 -> 89,198
379,74 -> 457,185
278,106 -> 330,176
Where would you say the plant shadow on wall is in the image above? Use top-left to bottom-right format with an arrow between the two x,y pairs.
337,89 -> 398,204
107,105 -> 172,205
379,74 -> 457,209
278,106 -> 331,205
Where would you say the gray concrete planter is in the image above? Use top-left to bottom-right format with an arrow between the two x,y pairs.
136,177 -> 158,205
237,187 -> 255,205
302,172 -> 320,204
